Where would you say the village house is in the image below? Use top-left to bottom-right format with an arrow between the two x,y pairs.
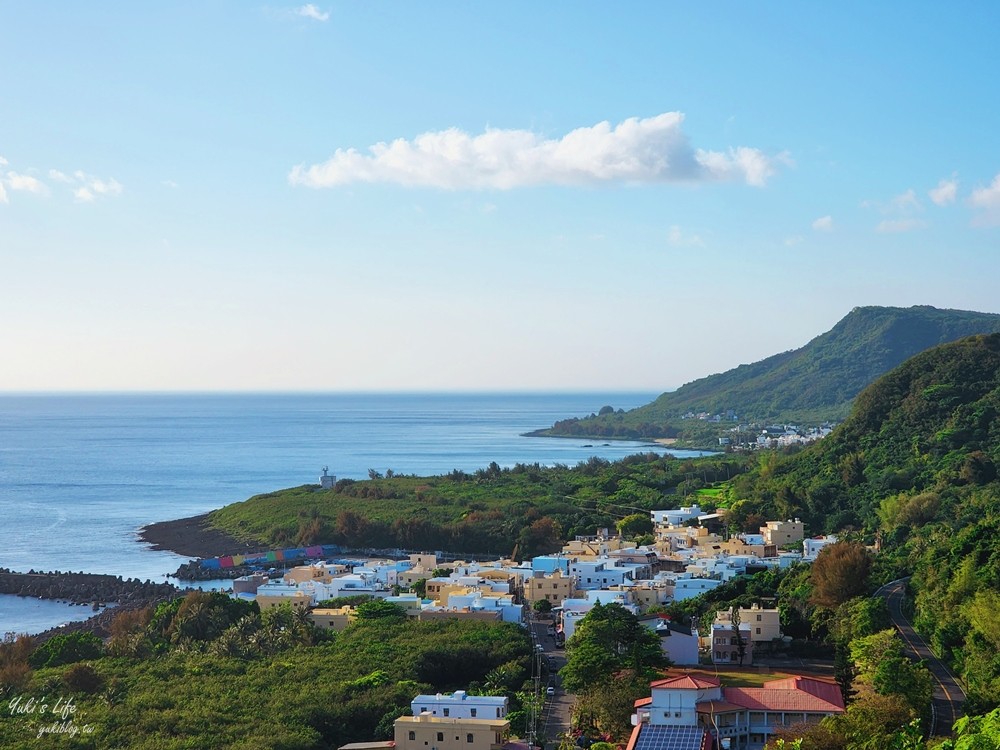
628,672 -> 844,750
760,519 -> 804,548
410,690 -> 507,719
394,713 -> 510,750
522,569 -> 575,606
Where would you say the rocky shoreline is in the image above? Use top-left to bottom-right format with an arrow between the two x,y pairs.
139,512 -> 257,559
0,569 -> 179,605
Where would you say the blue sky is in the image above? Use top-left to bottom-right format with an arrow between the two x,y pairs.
2,2 -> 999,392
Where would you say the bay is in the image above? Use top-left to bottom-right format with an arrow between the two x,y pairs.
0,392 -> 707,635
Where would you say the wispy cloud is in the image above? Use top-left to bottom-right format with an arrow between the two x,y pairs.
0,182 -> 7,204
876,218 -> 929,233
929,176 -> 958,206
784,235 -> 804,247
812,215 -> 834,232
289,113 -> 784,190
71,172 -> 123,202
970,173 -> 1000,226
296,4 -> 329,21
667,225 -> 704,247
5,171 -> 47,195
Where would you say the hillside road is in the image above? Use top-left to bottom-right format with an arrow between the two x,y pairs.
876,578 -> 966,737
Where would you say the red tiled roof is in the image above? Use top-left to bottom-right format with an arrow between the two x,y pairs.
763,676 -> 844,709
722,686 -> 844,713
634,697 -> 653,708
695,700 -> 746,714
650,674 -> 720,690
624,722 -> 642,750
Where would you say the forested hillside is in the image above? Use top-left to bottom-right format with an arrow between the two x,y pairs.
730,333 -> 1000,714
538,306 -> 1000,440
208,453 -> 750,557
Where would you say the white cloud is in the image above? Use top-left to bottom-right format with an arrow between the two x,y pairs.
667,224 -> 704,247
296,4 -> 329,21
970,173 -> 1000,226
890,188 -> 921,213
784,235 -> 804,247
0,182 -> 7,204
5,171 -> 47,194
929,176 -> 958,206
812,215 -> 834,232
875,218 -> 929,233
48,169 -> 72,183
67,172 -> 123,200
0,156 -> 7,166
289,113 -> 782,190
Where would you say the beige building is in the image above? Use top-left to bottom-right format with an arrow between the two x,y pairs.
284,563 -> 348,584
523,570 -> 575,606
255,589 -> 312,611
712,538 -> 777,559
394,714 -> 509,750
308,606 -> 356,631
562,536 -> 626,557
761,519 -> 805,548
739,603 -> 782,642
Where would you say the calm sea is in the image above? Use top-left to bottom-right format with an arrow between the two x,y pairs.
0,392 -> 704,634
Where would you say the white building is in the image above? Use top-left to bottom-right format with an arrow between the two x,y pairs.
410,691 -> 507,720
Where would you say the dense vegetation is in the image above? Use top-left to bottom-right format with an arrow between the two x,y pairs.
208,454 -> 750,557
728,334 -> 1000,722
537,306 -> 1000,440
0,592 -> 533,750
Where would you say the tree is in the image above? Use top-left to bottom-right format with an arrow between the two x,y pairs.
355,600 -> 407,621
616,513 -> 653,539
533,598 -> 553,615
29,632 -> 103,668
560,603 -> 669,693
731,607 -> 747,666
810,542 -> 873,609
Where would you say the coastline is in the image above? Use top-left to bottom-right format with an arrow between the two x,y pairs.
139,513 -> 254,559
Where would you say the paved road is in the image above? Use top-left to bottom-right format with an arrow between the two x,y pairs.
876,578 -> 966,737
530,618 -> 573,744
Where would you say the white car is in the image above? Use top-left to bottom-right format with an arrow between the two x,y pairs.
546,686 -> 555,696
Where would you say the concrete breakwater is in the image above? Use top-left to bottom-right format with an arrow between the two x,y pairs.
0,568 -> 179,606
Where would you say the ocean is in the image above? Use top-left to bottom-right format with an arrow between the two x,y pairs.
0,392 -> 707,635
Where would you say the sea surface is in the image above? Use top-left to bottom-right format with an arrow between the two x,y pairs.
0,392 -> 708,635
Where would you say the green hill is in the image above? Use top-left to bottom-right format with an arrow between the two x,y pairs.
539,305 -> 1000,440
731,332 -> 1000,712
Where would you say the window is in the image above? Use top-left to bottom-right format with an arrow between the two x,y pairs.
437,733 -> 444,742
756,614 -> 762,621
470,709 -> 477,718
421,707 -> 427,714
496,708 -> 501,718
756,627 -> 761,635
467,734 -> 474,743
408,732 -> 415,741
443,709 -> 449,717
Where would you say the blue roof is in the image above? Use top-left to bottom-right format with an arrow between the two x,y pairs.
633,725 -> 706,750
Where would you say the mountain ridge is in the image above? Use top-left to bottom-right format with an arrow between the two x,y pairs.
539,305 -> 1000,439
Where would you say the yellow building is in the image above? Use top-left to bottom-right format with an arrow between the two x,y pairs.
308,606 -> 356,631
761,519 -> 805,547
255,590 -> 312,611
284,563 -> 349,584
739,603 -> 782,642
522,570 -> 575,605
394,714 -> 509,750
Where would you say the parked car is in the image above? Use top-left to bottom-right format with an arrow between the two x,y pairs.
546,686 -> 555,696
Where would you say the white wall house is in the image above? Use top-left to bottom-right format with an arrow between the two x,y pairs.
410,691 -> 507,720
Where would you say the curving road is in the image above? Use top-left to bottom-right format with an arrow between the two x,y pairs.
876,578 -> 966,737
